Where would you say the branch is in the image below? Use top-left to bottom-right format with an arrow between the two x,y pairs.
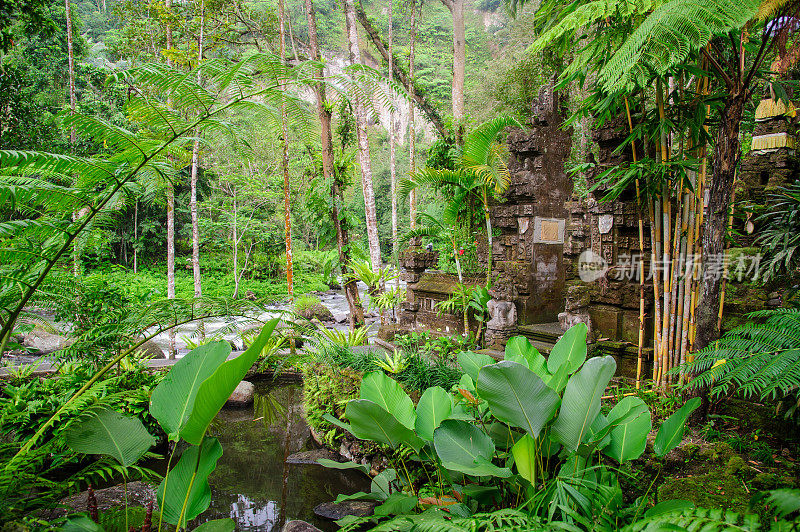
701,47 -> 735,89
355,6 -> 449,138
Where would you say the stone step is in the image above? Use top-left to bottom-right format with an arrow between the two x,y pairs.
517,322 -> 562,350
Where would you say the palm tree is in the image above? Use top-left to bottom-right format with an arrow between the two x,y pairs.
401,116 -> 522,284
189,0 -> 205,304
343,0 -> 382,273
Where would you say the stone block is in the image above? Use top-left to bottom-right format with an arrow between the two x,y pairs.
589,305 -> 623,340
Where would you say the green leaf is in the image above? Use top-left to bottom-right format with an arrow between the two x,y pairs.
150,341 -> 231,440
371,468 -> 397,497
180,319 -> 278,445
335,491 -> 386,503
505,336 -> 548,376
544,361 -> 570,393
360,371 -> 416,430
551,355 -> 616,451
65,407 -> 155,467
604,397 -> 652,463
157,435 -> 223,526
476,361 -> 561,438
457,351 -> 497,383
654,397 -> 701,457
433,420 -> 511,478
548,323 -> 588,374
374,493 -> 418,516
345,399 -> 423,451
511,433 -> 537,484
192,519 -> 236,532
60,516 -> 105,532
317,459 -> 370,476
644,499 -> 695,518
415,386 -> 454,441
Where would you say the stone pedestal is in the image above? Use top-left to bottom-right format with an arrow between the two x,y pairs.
398,247 -> 439,328
485,263 -> 519,348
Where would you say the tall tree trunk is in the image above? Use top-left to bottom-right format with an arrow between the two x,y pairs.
389,0 -> 399,287
165,0 -> 176,358
441,0 -> 465,142
408,0 -> 417,230
695,95 -> 745,351
304,0 -> 364,328
133,200 -> 138,274
232,198 -> 240,300
691,94 -> 745,419
190,0 -> 204,303
343,0 -> 381,272
66,0 -> 80,277
278,0 -> 294,301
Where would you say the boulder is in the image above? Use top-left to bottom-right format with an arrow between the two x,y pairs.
133,338 -> 166,360
298,303 -> 334,322
227,380 -> 255,406
283,521 -> 322,532
313,500 -> 376,520
286,448 -> 340,465
22,328 -> 70,355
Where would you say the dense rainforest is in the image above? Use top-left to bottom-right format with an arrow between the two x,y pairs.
1,0 -> 800,530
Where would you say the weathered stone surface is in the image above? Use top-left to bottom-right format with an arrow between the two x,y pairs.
297,303 -> 334,322
285,449 -> 340,465
133,338 -> 166,359
589,305 -> 623,340
283,521 -> 323,532
227,380 -> 255,406
377,323 -> 411,343
22,328 -> 71,355
314,500 -> 376,520
558,311 -> 592,337
56,481 -> 157,517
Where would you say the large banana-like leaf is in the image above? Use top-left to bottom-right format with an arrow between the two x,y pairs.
345,399 -> 423,451
547,323 -> 588,374
603,397 -> 652,463
157,435 -> 223,526
193,519 -> 236,532
180,319 -> 279,445
359,371 -> 416,430
457,351 -> 497,383
64,407 -> 155,467
433,420 -> 511,478
551,355 -> 616,451
477,361 -> 561,438
504,336 -> 549,377
511,434 -> 537,484
415,386 -> 454,442
654,397 -> 701,457
150,341 -> 232,441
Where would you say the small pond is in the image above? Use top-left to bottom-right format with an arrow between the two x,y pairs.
194,380 -> 369,531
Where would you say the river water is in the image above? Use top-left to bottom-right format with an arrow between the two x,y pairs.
195,380 -> 369,531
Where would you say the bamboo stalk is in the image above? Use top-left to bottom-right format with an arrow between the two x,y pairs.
624,96 -> 647,390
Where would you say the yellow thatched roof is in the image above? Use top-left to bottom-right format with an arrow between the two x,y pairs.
755,98 -> 796,120
751,132 -> 796,150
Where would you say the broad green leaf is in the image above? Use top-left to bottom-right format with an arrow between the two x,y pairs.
345,399 -> 423,451
65,407 -> 155,467
360,371 -> 416,430
547,323 -> 588,374
335,491 -> 385,502
180,320 -> 278,445
604,397 -> 652,463
511,433 -> 537,484
544,361 -> 570,393
322,413 -> 352,432
317,459 -> 370,475
150,341 -> 231,440
157,435 -> 223,526
457,373 -> 476,394
505,336 -> 548,377
551,355 -> 616,451
476,361 -> 560,438
457,351 -> 496,383
415,386 -> 453,441
644,499 -> 695,518
192,519 -> 236,532
654,397 -> 701,457
61,516 -> 104,532
374,493 -> 418,516
433,420 -> 511,478
484,421 -> 522,450
371,468 -> 397,497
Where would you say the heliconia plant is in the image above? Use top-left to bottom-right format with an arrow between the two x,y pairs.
321,322 -> 701,521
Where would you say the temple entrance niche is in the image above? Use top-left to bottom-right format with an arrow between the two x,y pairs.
487,82 -> 573,345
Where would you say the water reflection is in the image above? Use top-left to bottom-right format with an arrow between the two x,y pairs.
195,381 -> 369,531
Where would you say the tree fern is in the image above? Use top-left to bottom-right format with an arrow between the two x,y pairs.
623,507 -> 761,531
754,181 -> 800,283
597,0 -> 762,92
680,309 -> 800,417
